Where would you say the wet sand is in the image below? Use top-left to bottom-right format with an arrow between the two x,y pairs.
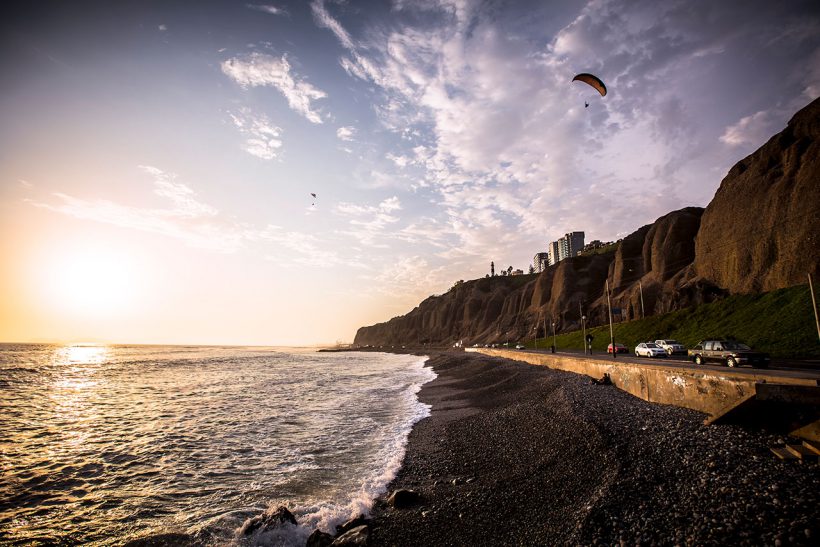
367,351 -> 819,546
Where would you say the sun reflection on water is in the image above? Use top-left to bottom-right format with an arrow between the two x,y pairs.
55,344 -> 110,366
48,345 -> 110,447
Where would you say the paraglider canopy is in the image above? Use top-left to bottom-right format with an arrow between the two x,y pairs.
310,193 -> 316,198
572,73 -> 607,97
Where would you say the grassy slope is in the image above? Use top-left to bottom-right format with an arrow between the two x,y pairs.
526,284 -> 820,359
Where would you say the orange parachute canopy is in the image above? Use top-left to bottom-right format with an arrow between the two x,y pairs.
572,73 -> 607,97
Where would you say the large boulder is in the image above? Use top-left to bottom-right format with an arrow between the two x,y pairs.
331,525 -> 369,546
238,506 -> 297,536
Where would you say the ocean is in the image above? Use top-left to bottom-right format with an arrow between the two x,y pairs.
0,344 -> 434,545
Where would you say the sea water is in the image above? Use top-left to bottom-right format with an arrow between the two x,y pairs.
0,344 -> 434,545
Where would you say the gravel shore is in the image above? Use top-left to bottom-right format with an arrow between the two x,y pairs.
367,351 -> 819,546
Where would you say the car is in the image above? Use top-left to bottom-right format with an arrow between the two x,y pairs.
515,344 -> 525,349
635,342 -> 667,358
688,340 -> 770,368
607,343 -> 628,354
654,339 -> 687,356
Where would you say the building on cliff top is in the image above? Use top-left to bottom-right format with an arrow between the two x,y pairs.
548,231 -> 585,265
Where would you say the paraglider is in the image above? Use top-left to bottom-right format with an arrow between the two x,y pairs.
572,73 -> 606,108
310,192 -> 316,206
572,73 -> 607,96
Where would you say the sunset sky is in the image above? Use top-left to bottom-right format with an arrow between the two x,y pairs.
2,0 -> 819,345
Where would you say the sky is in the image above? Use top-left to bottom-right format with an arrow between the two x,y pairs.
1,0 -> 818,346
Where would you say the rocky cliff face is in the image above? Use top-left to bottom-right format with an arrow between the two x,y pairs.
355,98 -> 820,347
693,98 -> 820,292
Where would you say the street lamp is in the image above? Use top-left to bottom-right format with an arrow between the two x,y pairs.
551,319 -> 556,353
582,315 -> 587,355
606,279 -> 616,360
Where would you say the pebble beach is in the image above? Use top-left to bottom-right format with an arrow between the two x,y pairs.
367,351 -> 819,546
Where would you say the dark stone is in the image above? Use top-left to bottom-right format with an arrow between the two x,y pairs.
335,514 -> 368,536
306,529 -> 334,547
331,525 -> 369,546
387,489 -> 421,508
240,506 -> 298,536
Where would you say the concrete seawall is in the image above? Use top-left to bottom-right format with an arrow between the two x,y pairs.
467,348 -> 820,440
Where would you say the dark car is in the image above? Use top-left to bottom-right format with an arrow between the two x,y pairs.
688,340 -> 770,368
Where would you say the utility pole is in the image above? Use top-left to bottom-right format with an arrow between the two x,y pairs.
606,279 -> 616,359
639,280 -> 645,319
543,315 -> 547,351
580,302 -> 587,355
810,274 -> 820,342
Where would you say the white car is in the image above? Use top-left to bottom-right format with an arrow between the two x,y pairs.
515,344 -> 525,349
635,342 -> 667,358
654,339 -> 686,355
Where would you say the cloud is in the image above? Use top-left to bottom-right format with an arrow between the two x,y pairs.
312,0 -> 820,278
336,126 -> 356,141
311,0 -> 355,50
158,24 -> 167,31
230,108 -> 283,160
719,110 -> 777,147
18,179 -> 33,188
28,166 -> 335,262
221,53 -> 327,124
247,4 -> 287,16
334,196 -> 403,246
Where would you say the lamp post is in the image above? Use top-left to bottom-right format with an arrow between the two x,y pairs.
582,315 -> 587,355
551,317 -> 557,353
579,302 -> 586,355
606,279 -> 616,360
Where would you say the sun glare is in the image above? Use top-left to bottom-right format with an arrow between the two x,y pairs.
39,245 -> 141,318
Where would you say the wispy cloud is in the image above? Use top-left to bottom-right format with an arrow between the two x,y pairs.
29,166 -> 334,262
311,0 -> 817,279
719,110 -> 776,147
336,126 -> 356,141
230,108 -> 283,160
334,196 -> 403,247
247,4 -> 287,16
311,0 -> 355,50
221,53 -> 327,124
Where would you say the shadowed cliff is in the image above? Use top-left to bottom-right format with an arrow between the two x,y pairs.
355,98 -> 820,347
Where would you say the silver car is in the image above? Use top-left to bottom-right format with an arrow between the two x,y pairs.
655,339 -> 686,355
635,342 -> 667,358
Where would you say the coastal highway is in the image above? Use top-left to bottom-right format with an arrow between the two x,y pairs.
510,348 -> 820,381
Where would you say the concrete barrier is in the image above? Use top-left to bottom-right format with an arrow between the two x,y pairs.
467,348 -> 820,440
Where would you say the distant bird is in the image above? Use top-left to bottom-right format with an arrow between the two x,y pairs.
585,101 -> 589,108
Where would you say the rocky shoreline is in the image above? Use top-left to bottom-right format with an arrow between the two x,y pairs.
362,351 -> 818,546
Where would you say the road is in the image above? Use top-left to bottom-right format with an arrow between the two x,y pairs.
507,347 -> 820,382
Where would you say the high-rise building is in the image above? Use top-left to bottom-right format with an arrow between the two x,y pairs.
533,252 -> 549,272
548,231 -> 585,265
558,231 -> 585,261
547,241 -> 561,266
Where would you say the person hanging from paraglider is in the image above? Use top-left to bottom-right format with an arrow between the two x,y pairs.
310,192 -> 317,206
572,72 -> 607,109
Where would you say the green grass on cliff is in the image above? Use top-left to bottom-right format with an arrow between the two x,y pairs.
529,284 -> 820,359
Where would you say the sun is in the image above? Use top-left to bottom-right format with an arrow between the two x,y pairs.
40,244 -> 141,318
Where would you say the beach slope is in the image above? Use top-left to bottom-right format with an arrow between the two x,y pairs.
368,352 -> 818,545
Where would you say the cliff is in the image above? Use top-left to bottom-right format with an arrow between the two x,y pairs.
355,98 -> 820,347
